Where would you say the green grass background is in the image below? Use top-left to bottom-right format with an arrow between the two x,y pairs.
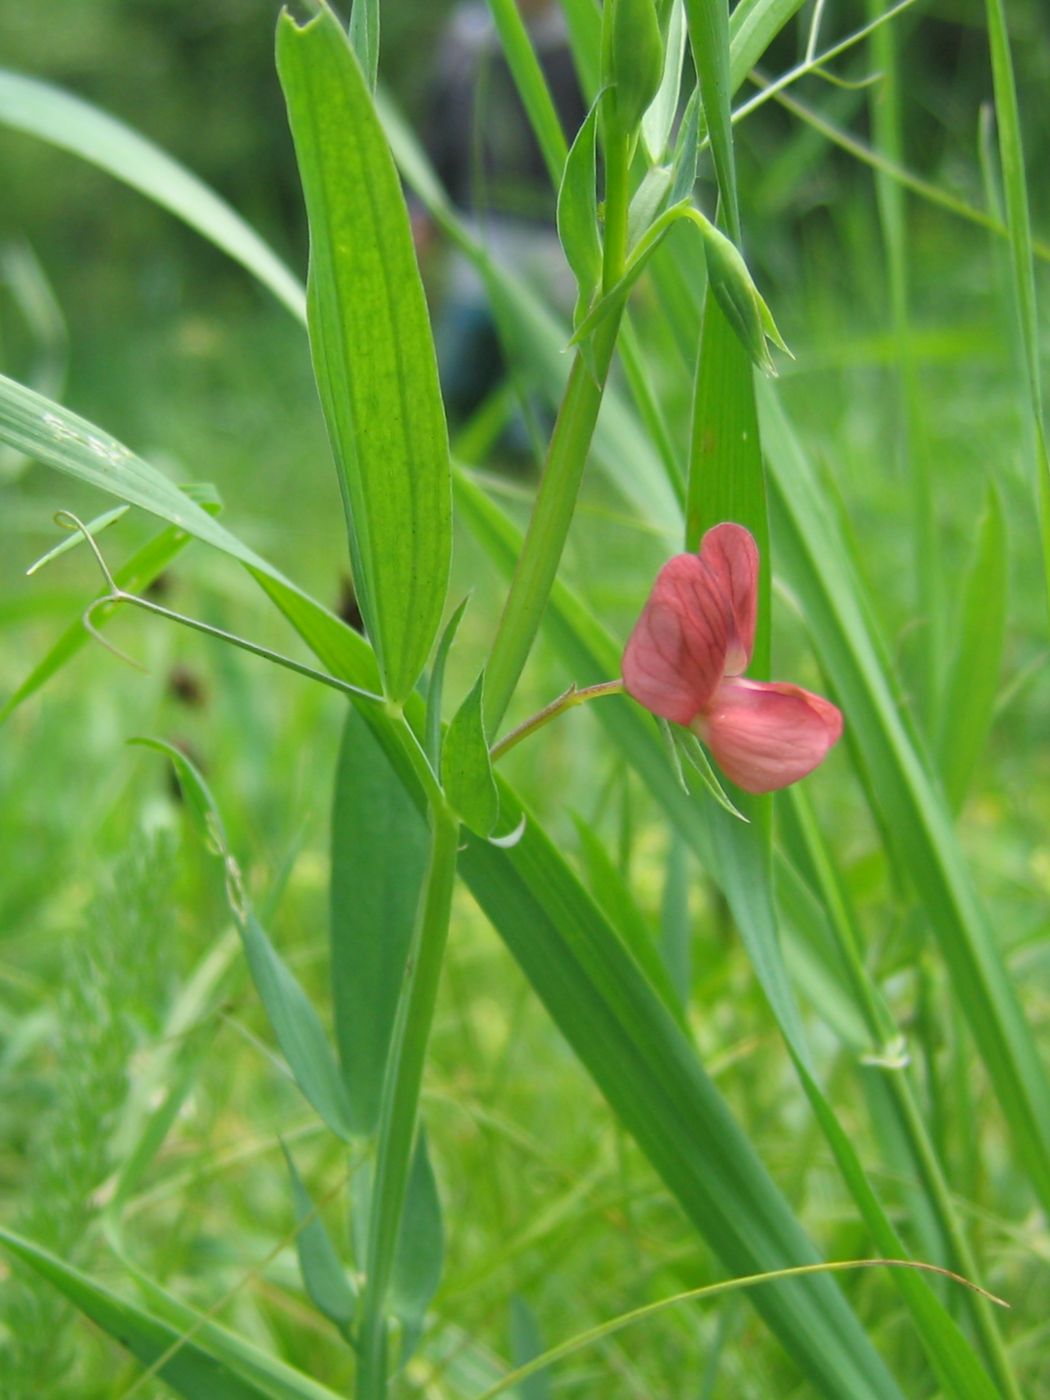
1,1 -> 1049,1394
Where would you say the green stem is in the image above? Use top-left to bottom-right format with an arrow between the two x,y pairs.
356,803 -> 460,1398
490,679 -> 624,762
483,127 -> 631,736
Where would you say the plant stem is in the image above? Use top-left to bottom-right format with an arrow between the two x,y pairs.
483,126 -> 632,737
356,803 -> 460,1398
490,679 -> 624,762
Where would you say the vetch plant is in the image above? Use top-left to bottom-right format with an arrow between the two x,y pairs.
0,0 -> 1046,1398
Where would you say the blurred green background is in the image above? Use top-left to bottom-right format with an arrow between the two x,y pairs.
2,2 -> 1049,1394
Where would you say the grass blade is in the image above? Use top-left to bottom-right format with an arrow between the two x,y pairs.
0,69 -> 304,319
282,1142 -> 357,1333
936,486 -> 1007,811
983,0 -> 1050,617
0,1226 -> 276,1400
685,0 -> 739,239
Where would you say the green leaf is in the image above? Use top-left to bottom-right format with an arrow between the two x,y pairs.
0,373 -> 268,566
442,672 -> 499,836
684,0 -> 739,239
936,487 -> 1007,812
425,595 -> 470,768
610,0 -> 664,135
348,0 -> 379,92
282,1142 -> 357,1332
687,293 -> 770,676
389,1128 -> 444,1346
668,84 -> 701,205
983,0 -> 1050,616
242,913 -> 356,1141
0,69 -> 305,319
0,1226 -> 275,1400
135,739 -> 356,1143
108,1246 -> 348,1400
487,0 -> 569,187
331,707 -> 430,1134
659,835 -> 691,1006
277,7 -> 451,701
642,0 -> 687,160
557,98 -> 603,316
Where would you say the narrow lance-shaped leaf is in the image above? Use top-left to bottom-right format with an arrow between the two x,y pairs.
557,97 -> 603,323
282,1142 -> 357,1332
348,0 -> 379,92
277,7 -> 451,701
442,671 -> 500,836
425,596 -> 469,767
0,1227 -> 272,1400
388,1127 -> 444,1357
685,0 -> 739,239
642,0 -> 687,161
331,708 -> 430,1135
936,486 -> 1007,812
135,739 -> 356,1143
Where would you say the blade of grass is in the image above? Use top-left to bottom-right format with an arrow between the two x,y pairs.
486,0 -> 568,187
0,1227 -> 283,1400
983,0 -> 1050,618
0,69 -> 305,318
935,487 -> 1007,812
865,2 -> 941,727
685,0 -> 740,240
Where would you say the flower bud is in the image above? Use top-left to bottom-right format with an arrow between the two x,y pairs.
607,0 -> 664,137
697,221 -> 789,376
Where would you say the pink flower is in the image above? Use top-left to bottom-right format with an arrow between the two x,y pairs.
622,523 -> 842,794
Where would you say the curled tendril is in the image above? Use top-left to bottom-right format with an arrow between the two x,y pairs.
53,510 -> 148,672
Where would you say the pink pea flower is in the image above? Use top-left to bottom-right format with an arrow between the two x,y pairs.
622,523 -> 842,794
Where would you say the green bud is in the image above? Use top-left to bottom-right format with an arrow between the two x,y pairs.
697,221 -> 790,376
609,0 -> 664,137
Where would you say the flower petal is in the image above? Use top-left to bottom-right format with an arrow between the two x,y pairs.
622,553 -> 729,725
698,523 -> 759,676
695,677 -> 843,794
